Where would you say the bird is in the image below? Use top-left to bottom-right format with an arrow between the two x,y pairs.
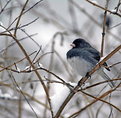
66,38 -> 115,88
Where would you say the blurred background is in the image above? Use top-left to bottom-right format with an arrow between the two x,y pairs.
0,0 -> 121,118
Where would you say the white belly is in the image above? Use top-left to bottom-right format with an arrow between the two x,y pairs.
68,57 -> 93,77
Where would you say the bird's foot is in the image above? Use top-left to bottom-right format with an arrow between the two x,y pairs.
85,72 -> 91,79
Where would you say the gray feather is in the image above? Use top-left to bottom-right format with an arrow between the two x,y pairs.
98,68 -> 115,88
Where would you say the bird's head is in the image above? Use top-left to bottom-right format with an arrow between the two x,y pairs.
71,38 -> 91,49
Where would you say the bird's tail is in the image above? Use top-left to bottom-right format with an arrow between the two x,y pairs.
98,68 -> 115,88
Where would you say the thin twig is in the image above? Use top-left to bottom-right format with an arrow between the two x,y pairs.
0,0 -> 12,15
54,44 -> 121,118
68,84 -> 121,117
0,51 -> 37,72
1,17 -> 39,34
68,0 -> 79,33
18,94 -> 22,118
108,61 -> 121,68
71,0 -> 121,42
115,0 -> 121,13
7,0 -> 43,30
0,33 -> 37,54
0,25 -> 53,117
21,29 -> 40,47
85,0 -> 121,17
14,0 -> 29,37
101,0 -> 109,57
8,71 -> 39,118
109,22 -> 121,29
81,78 -> 121,90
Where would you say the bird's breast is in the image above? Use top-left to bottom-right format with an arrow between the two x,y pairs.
68,57 -> 94,77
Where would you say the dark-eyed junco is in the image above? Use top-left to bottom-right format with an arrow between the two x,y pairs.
66,38 -> 115,87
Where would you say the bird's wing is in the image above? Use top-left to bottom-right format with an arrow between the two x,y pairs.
86,48 -> 110,71
67,48 -> 99,66
86,48 -> 100,61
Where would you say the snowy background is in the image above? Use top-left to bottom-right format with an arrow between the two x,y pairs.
0,0 -> 121,118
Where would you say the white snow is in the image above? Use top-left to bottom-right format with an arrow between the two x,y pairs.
51,83 -> 70,114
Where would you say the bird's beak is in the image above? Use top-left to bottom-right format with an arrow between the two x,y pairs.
70,43 -> 75,48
